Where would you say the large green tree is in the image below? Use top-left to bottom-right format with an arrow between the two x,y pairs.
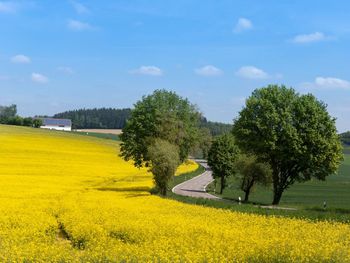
120,89 -> 201,168
233,85 -> 343,205
148,139 -> 180,196
207,134 -> 240,194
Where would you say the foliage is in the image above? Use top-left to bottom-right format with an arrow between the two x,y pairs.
0,104 -> 42,127
0,125 -> 349,262
200,117 -> 232,136
208,134 -> 240,194
148,139 -> 180,195
120,89 -> 201,167
235,154 -> 272,202
191,127 -> 212,159
0,104 -> 17,120
233,85 -> 343,204
53,108 -> 131,129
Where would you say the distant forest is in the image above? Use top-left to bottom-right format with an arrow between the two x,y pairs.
200,118 -> 232,136
54,108 -> 131,129
54,107 -> 232,135
340,131 -> 350,145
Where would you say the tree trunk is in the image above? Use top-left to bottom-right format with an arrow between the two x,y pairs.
272,189 -> 283,205
244,190 -> 250,202
161,187 -> 167,196
242,179 -> 254,202
220,176 -> 225,194
271,166 -> 283,205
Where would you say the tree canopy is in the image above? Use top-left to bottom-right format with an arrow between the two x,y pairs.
120,89 -> 201,168
232,85 -> 343,205
207,134 -> 240,194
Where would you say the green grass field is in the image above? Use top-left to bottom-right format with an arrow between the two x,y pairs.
343,144 -> 350,154
70,131 -> 120,141
207,147 -> 350,210
165,146 -> 350,222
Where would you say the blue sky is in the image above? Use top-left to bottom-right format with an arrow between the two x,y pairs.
0,1 -> 350,132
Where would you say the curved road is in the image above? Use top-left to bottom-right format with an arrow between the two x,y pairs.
172,160 -> 220,199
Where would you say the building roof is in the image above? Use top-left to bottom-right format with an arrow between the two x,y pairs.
41,118 -> 72,127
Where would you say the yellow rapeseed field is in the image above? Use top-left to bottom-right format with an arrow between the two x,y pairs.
0,125 -> 349,262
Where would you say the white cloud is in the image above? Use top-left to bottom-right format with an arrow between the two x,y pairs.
11,54 -> 31,64
0,1 -> 17,13
67,19 -> 93,31
236,66 -> 269,79
31,73 -> 48,84
130,66 -> 163,76
70,1 -> 89,14
57,66 -> 74,74
292,32 -> 327,44
195,65 -> 223,76
234,18 -> 253,33
303,77 -> 350,89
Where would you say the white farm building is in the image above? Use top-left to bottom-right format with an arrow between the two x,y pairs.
40,118 -> 72,131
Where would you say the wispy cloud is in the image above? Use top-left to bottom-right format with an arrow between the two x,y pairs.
70,1 -> 89,14
31,73 -> 48,84
195,65 -> 223,77
234,18 -> 253,33
67,19 -> 94,31
11,54 -> 31,64
130,66 -> 163,76
236,66 -> 268,79
0,1 -> 17,13
301,77 -> 350,90
292,32 -> 328,44
57,66 -> 74,75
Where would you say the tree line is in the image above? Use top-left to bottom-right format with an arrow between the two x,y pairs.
53,108 -> 131,129
53,107 -> 232,136
0,104 -> 42,128
340,131 -> 350,145
120,86 -> 342,205
200,118 -> 232,136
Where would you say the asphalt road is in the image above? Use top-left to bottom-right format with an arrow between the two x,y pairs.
172,161 -> 220,199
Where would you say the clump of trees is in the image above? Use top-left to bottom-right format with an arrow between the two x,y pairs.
120,85 -> 342,205
232,85 -> 342,204
120,90 -> 201,195
0,104 -> 42,128
206,85 -> 342,205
